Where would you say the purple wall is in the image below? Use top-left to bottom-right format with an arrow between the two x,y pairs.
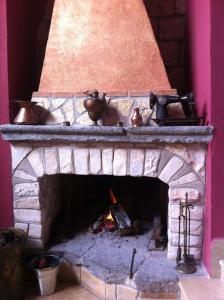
187,0 -> 224,272
0,0 -> 13,227
0,0 -> 48,227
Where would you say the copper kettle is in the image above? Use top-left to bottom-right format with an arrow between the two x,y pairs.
83,90 -> 106,125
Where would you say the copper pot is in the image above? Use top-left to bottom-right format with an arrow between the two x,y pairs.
14,101 -> 38,125
83,90 -> 106,125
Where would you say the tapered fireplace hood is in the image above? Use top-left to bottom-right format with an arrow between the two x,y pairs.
39,0 -> 171,92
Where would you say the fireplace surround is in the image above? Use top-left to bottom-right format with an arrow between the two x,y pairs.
0,94 -> 213,261
0,94 -> 214,298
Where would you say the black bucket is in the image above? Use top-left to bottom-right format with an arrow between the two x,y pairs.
0,228 -> 27,300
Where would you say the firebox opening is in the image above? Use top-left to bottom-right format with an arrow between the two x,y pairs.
40,174 -> 168,246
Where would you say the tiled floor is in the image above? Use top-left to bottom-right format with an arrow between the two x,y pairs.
25,282 -> 99,300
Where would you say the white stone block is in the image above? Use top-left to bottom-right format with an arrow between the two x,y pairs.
14,209 -> 41,223
102,149 -> 113,175
167,244 -> 201,260
14,170 -> 37,181
188,144 -> 206,176
10,144 -> 32,170
169,218 -> 203,235
29,224 -> 42,239
63,99 -> 75,124
159,156 -> 184,183
14,196 -> 40,209
89,148 -> 101,174
51,98 -> 66,109
144,149 -> 161,177
46,109 -> 65,124
15,222 -> 28,232
15,182 -> 39,197
58,148 -> 73,173
27,149 -> 45,177
169,172 -> 198,187
129,149 -> 145,176
169,231 -> 202,247
169,203 -> 204,220
74,149 -> 89,175
45,148 -> 58,174
113,149 -> 127,176
169,188 -> 200,201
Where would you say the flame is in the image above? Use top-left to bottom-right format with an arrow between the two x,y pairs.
109,189 -> 117,204
105,209 -> 114,222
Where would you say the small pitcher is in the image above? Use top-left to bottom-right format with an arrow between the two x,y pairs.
131,107 -> 142,127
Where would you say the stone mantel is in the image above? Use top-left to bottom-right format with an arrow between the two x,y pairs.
0,124 -> 214,145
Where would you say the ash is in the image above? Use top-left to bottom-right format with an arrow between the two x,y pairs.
49,226 -> 179,294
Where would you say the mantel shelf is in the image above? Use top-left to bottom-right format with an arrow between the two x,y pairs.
0,124 -> 214,145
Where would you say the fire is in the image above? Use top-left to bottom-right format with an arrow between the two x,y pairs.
105,210 -> 114,222
109,189 -> 117,204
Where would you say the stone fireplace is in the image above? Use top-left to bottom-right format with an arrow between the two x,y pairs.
0,0 -> 215,298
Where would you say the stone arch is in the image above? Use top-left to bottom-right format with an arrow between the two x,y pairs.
12,145 -> 205,259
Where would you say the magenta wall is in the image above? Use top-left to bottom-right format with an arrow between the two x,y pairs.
0,0 -> 48,227
186,0 -> 224,272
0,0 -> 13,227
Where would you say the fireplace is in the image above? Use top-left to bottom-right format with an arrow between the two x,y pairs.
0,0 -> 215,298
0,109 -> 213,298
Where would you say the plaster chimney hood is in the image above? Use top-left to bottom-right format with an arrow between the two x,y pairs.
39,0 -> 171,92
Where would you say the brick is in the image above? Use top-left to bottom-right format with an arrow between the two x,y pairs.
27,149 -> 45,177
74,149 -> 89,175
167,66 -> 185,92
32,92 -> 52,97
159,17 -> 185,40
148,0 -> 175,17
58,148 -> 73,173
168,244 -> 201,260
89,148 -> 102,174
169,188 -> 200,201
102,149 -> 113,175
52,92 -> 74,97
63,99 -> 75,125
169,172 -> 198,186
45,148 -> 59,174
14,209 -> 41,223
113,149 -> 127,176
10,144 -> 32,170
14,196 -> 40,209
106,91 -> 128,97
14,170 -> 37,181
14,182 -> 39,198
176,0 -> 185,14
159,41 -> 179,67
129,149 -> 145,176
169,203 -> 203,220
159,156 -> 184,183
128,90 -> 150,97
144,149 -> 161,177
29,224 -> 42,239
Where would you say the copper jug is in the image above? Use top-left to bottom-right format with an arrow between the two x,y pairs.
131,107 -> 142,127
14,101 -> 38,125
83,90 -> 106,125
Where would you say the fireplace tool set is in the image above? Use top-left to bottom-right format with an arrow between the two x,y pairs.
176,193 -> 197,274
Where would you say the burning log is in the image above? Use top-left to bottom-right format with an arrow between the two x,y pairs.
110,203 -> 132,235
90,189 -> 141,236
